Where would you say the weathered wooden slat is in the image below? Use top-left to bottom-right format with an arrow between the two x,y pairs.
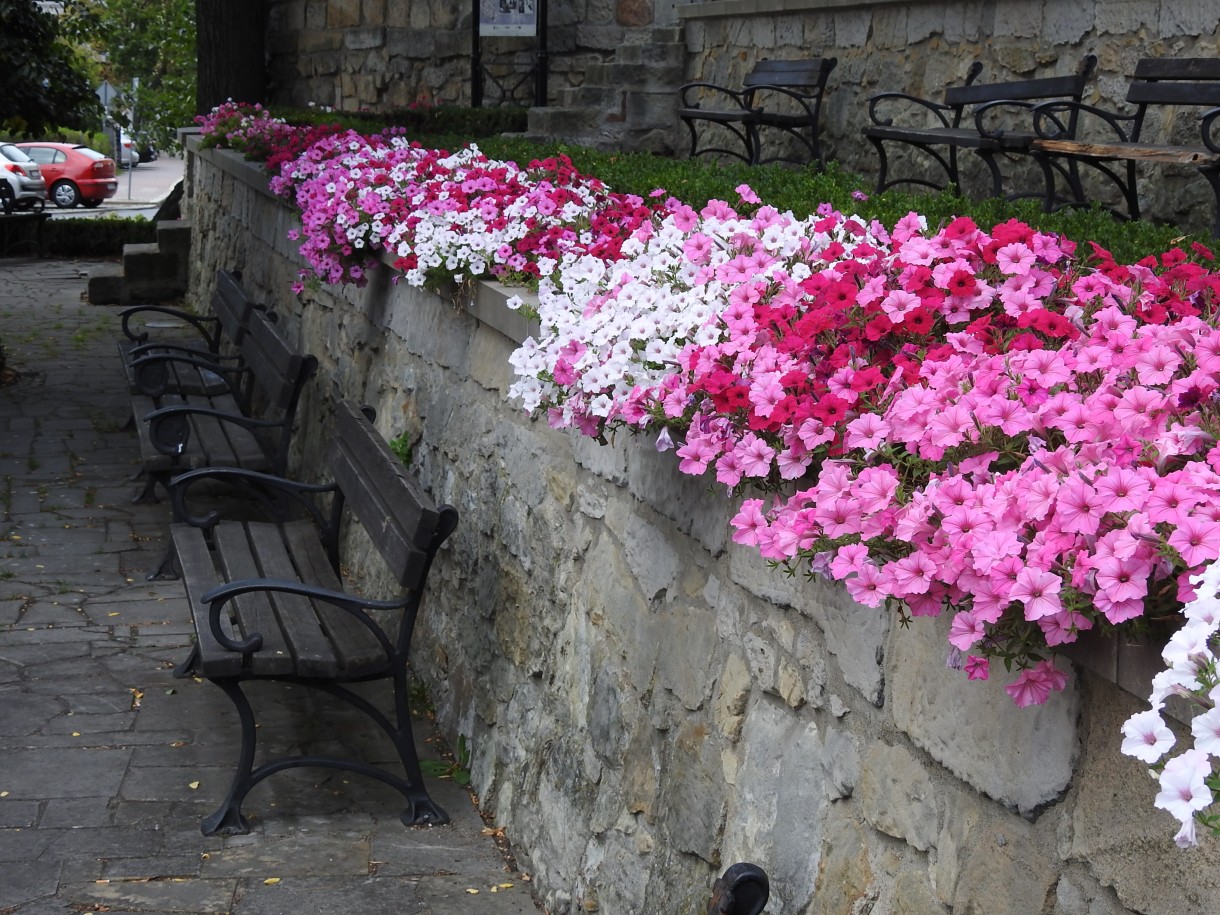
280,519 -> 388,676
171,524 -> 244,678
241,520 -> 343,678
212,523 -> 295,676
1033,138 -> 1219,165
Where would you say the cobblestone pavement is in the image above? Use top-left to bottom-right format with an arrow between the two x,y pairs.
0,258 -> 540,914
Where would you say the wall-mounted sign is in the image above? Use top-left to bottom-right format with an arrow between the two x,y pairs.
479,0 -> 536,36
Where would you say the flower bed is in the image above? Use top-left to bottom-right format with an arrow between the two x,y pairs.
198,101 -> 1220,845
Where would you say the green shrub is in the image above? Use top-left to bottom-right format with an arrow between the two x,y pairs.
41,216 -> 155,257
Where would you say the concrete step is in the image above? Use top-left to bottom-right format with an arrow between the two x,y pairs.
156,219 -> 191,290
122,242 -> 182,304
87,262 -> 124,306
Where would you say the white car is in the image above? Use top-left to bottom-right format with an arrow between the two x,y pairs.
112,130 -> 138,168
0,143 -> 48,211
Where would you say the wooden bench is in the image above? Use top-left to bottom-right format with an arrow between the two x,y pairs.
119,268 -> 265,398
168,400 -> 460,835
130,302 -> 317,506
678,57 -> 838,166
865,55 -> 1097,199
1030,58 -> 1220,235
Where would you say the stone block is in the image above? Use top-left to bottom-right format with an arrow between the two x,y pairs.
888,613 -> 1079,815
721,698 -> 824,911
1065,685 -> 1220,914
905,5 -> 944,44
1161,0 -> 1218,37
1043,3 -> 1094,44
857,742 -> 938,851
343,25 -> 384,50
992,0 -> 1042,39
942,2 -> 985,42
1095,0 -> 1156,35
807,803 -> 873,915
122,243 -> 183,303
832,10 -> 870,48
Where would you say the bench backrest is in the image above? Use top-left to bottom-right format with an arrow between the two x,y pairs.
742,58 -> 837,94
212,268 -> 264,348
948,54 -> 1096,107
231,308 -> 318,471
326,400 -> 458,594
1127,59 -> 1220,139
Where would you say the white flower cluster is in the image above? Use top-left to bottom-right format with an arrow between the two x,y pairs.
507,204 -> 884,431
1121,564 -> 1220,847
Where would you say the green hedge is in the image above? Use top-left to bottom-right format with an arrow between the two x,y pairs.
42,215 -> 156,257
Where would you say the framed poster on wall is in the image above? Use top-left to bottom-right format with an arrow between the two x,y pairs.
480,0 -> 537,37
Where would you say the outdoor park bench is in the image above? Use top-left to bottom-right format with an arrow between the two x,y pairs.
168,399 -> 460,835
118,268 -> 266,398
1030,58 -> 1220,236
129,299 -> 317,509
678,57 -> 838,166
864,54 -> 1097,199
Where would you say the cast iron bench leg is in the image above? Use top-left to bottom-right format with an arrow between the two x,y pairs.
201,678 -> 258,836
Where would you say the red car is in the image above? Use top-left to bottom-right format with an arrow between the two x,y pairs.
15,142 -> 118,209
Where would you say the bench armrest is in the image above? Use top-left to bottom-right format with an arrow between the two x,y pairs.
170,466 -> 338,531
120,303 -> 220,348
1031,100 -> 1136,142
971,98 -> 1041,140
201,577 -> 408,655
130,351 -> 247,398
679,81 -> 755,113
867,91 -> 955,129
746,83 -> 824,118
1202,107 -> 1220,154
144,403 -> 287,457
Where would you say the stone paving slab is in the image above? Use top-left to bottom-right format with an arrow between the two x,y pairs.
0,258 -> 541,914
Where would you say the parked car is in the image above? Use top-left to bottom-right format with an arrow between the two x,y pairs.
15,142 -> 118,209
0,143 -> 47,212
114,130 -> 138,168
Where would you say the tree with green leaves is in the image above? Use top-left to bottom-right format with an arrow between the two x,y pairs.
63,0 -> 197,151
0,0 -> 99,136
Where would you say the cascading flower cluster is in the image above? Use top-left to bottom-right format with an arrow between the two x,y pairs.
195,100 -> 293,156
265,130 -> 669,290
196,105 -> 1220,718
1121,562 -> 1220,847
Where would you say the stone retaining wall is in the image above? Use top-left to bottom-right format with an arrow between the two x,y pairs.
183,141 -> 1220,915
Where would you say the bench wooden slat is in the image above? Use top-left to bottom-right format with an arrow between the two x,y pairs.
241,519 -> 345,678
213,523 -> 296,676
172,524 -> 244,677
279,519 -> 388,675
865,54 -> 1096,198
1135,58 -> 1220,82
329,408 -> 439,588
1033,138 -> 1220,166
1126,81 -> 1220,107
